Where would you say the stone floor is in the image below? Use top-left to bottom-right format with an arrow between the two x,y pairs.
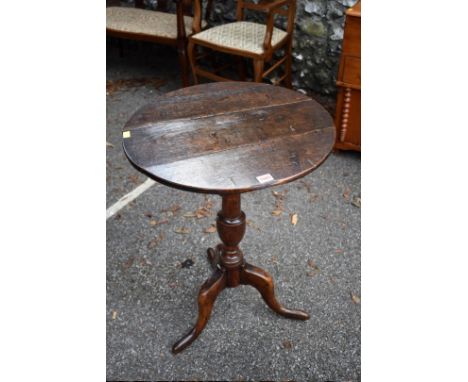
106,41 -> 361,381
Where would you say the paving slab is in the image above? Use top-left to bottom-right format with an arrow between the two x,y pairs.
107,40 -> 361,381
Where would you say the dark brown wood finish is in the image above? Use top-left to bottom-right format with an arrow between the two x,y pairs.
122,82 -> 335,353
123,82 -> 335,194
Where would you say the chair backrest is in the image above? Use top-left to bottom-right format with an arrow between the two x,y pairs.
191,0 -> 216,33
135,0 -> 195,17
236,0 -> 296,34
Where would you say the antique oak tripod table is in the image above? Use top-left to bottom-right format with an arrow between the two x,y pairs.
122,82 -> 335,353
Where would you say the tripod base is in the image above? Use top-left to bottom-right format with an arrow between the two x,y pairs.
172,245 -> 310,354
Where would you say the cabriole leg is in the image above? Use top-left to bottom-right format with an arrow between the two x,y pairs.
172,268 -> 226,354
240,262 -> 309,320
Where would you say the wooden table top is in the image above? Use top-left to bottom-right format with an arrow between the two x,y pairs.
123,82 -> 335,194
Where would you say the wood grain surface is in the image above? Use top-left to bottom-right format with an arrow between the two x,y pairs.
123,82 -> 335,194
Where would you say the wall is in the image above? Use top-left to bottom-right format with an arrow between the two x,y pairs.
209,0 -> 357,96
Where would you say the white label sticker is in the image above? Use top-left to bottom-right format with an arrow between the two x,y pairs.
256,173 -> 274,183
122,131 -> 131,139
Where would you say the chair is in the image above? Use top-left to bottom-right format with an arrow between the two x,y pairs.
188,0 -> 296,87
106,0 -> 211,87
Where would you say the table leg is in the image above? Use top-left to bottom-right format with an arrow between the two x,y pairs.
207,244 -> 222,270
240,262 -> 310,320
172,267 -> 226,354
172,193 -> 309,354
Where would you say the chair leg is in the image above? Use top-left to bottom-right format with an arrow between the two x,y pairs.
253,59 -> 265,83
187,40 -> 198,85
284,40 -> 293,89
177,39 -> 190,87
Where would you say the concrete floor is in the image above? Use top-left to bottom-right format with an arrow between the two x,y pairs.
106,41 -> 361,381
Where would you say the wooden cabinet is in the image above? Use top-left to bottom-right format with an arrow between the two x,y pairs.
334,0 -> 361,151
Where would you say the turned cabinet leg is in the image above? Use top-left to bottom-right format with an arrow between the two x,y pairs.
240,262 -> 310,320
172,268 -> 227,354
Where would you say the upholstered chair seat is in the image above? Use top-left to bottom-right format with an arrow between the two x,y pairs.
191,21 -> 287,55
106,7 -> 206,39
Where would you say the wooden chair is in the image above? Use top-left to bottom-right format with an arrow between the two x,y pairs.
106,0 -> 211,87
188,0 -> 296,87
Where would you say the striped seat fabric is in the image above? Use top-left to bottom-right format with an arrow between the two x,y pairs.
106,7 -> 205,39
191,21 -> 288,55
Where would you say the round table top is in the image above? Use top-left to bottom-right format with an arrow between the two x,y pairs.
123,82 -> 335,194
